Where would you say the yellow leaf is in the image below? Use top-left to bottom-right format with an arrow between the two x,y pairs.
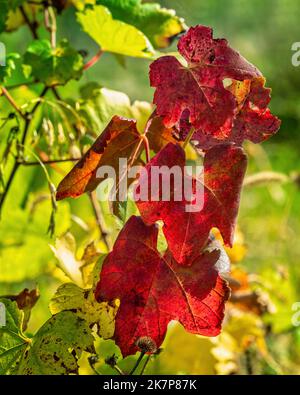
77,5 -> 155,58
49,282 -> 118,339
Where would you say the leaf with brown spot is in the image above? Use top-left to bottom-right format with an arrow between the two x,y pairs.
18,311 -> 95,375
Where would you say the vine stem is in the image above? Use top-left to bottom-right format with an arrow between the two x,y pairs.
83,49 -> 104,71
88,191 -> 110,250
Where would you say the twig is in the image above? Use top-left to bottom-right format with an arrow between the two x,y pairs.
88,191 -> 110,250
83,49 -> 103,71
19,5 -> 38,39
0,87 -> 27,120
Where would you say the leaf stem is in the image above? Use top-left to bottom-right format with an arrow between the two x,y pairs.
83,49 -> 103,71
141,135 -> 150,163
183,127 -> 195,149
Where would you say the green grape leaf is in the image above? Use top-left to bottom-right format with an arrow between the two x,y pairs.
0,53 -> 20,84
77,5 -> 155,58
78,85 -> 153,134
18,311 -> 95,375
49,281 -> 118,339
0,299 -> 30,375
97,0 -> 187,48
23,39 -> 84,87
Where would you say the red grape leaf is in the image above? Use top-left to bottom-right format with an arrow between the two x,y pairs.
146,115 -> 181,152
135,143 -> 247,265
180,77 -> 281,150
228,77 -> 281,144
56,115 -> 182,202
150,25 -> 261,139
95,216 -> 230,356
56,115 -> 143,201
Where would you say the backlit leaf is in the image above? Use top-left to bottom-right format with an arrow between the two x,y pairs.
136,143 -> 247,265
95,216 -> 230,356
150,25 -> 280,147
97,0 -> 187,48
77,5 -> 155,58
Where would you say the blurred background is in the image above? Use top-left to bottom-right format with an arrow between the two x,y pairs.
0,0 -> 300,374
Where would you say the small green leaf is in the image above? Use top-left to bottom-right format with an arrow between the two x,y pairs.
77,5 -> 155,58
23,39 -> 84,86
97,0 -> 187,48
18,311 -> 95,375
0,299 -> 30,375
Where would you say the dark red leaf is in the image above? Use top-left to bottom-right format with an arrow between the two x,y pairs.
95,216 -> 230,356
180,77 -> 281,149
135,143 -> 247,265
150,25 -> 261,140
